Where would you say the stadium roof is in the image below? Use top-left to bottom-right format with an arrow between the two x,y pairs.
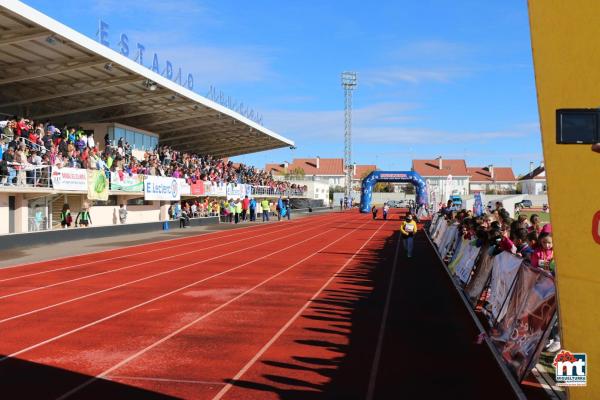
0,0 -> 294,158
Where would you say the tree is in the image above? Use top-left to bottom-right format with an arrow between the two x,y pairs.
284,167 -> 305,180
329,185 -> 345,201
374,182 -> 394,192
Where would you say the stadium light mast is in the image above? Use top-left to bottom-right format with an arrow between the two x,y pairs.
341,71 -> 357,199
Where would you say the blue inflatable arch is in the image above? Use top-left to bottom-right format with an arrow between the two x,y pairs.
359,171 -> 428,213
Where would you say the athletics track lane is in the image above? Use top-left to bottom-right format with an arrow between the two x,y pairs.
0,211 -> 519,399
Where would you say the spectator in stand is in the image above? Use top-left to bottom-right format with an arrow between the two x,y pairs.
528,214 -> 541,236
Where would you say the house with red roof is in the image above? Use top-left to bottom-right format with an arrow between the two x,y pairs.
518,163 -> 546,195
468,165 -> 517,194
265,157 -> 377,189
412,157 -> 517,201
412,158 -> 471,197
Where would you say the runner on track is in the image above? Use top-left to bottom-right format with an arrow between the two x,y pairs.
400,214 -> 418,258
371,205 -> 378,220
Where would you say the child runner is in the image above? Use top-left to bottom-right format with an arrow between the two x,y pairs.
75,203 -> 92,227
383,203 -> 390,220
400,214 -> 418,257
371,205 -> 378,220
60,203 -> 72,228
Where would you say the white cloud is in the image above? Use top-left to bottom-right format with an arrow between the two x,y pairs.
263,103 -> 536,146
361,67 -> 468,85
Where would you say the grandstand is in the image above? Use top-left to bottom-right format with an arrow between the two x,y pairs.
0,1 -> 293,157
0,0 -> 297,234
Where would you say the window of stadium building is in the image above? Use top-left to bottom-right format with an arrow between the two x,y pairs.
106,125 -> 158,151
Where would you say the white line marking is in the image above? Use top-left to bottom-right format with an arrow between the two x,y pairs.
56,217 -> 373,399
0,216 -> 331,300
107,375 -> 226,386
1,218 -> 356,365
366,232 -> 401,400
0,218 -> 337,325
0,212 -> 332,279
212,220 -> 386,400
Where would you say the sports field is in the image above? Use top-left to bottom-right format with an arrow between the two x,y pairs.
0,211 -> 521,399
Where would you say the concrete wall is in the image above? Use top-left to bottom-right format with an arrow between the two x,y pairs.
0,193 -> 8,235
88,202 -> 161,227
0,216 -> 219,252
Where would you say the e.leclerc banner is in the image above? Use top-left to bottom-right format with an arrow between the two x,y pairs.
144,175 -> 180,201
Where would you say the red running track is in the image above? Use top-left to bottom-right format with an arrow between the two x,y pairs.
0,211 -> 521,399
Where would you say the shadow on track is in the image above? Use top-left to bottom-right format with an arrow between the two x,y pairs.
224,222 -> 521,400
0,356 -> 177,399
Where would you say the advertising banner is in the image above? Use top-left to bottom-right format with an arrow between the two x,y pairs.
473,192 -> 484,217
453,241 -> 481,286
464,246 -> 494,305
144,175 -> 180,201
204,182 -> 227,197
191,182 -> 205,196
433,221 -> 448,247
226,183 -> 247,200
490,265 -> 556,379
87,170 -> 109,201
487,252 -> 524,323
179,179 -> 191,196
51,167 -> 87,191
438,224 -> 460,258
110,172 -> 144,192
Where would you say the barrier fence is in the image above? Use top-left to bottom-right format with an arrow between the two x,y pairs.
427,213 -> 557,382
1,166 -> 306,198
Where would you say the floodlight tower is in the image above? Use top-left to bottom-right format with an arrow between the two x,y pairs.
341,71 -> 357,199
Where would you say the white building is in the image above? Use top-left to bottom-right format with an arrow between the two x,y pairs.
266,158 -> 377,189
519,164 -> 547,195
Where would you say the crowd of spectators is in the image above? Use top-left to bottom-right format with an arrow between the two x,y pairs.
0,116 -> 305,194
168,196 -> 291,227
434,200 -> 559,352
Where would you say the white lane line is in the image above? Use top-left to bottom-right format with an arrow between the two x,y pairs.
0,217 -> 341,325
0,212 -> 332,280
0,216 -> 330,300
366,231 -> 401,400
211,220 -> 386,400
56,217 -> 373,400
107,375 -> 227,386
1,218 -> 359,366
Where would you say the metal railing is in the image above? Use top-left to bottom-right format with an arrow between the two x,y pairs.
250,186 -> 306,197
1,163 -> 52,188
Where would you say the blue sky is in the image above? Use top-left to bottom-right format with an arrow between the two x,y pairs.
23,0 -> 541,175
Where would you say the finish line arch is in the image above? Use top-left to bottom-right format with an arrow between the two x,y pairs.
359,171 -> 427,213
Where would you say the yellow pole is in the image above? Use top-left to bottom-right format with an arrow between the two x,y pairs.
528,1 -> 600,398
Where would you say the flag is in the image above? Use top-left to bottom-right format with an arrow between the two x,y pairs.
278,198 -> 287,217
